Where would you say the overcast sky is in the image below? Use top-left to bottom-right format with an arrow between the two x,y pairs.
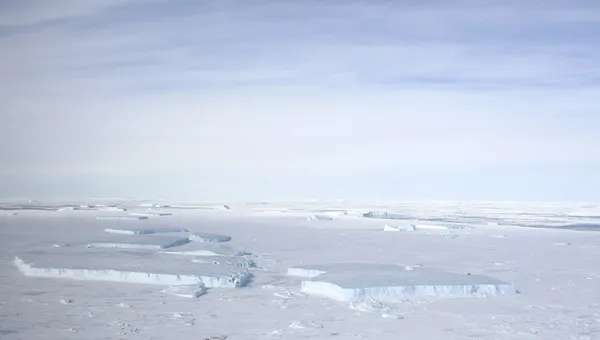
1,0 -> 599,201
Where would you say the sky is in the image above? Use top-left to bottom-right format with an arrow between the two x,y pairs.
1,0 -> 600,201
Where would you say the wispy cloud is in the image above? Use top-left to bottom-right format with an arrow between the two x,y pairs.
1,0 -> 600,200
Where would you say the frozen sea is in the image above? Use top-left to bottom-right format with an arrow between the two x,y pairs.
1,200 -> 600,339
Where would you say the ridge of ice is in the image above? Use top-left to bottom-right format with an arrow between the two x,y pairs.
161,243 -> 247,257
129,212 -> 173,217
88,235 -> 190,250
191,256 -> 255,268
307,214 -> 334,221
189,233 -> 232,243
104,227 -> 188,235
97,216 -> 148,220
13,256 -> 250,288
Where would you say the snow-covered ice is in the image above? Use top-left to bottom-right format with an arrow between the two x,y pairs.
188,232 -> 232,243
88,235 -> 190,249
14,250 -> 251,288
104,227 -> 188,235
291,263 -> 515,302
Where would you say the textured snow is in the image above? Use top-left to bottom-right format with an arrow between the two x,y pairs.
188,232 -> 232,243
88,235 -> 190,249
104,227 -> 188,235
291,263 -> 515,302
14,250 -> 251,288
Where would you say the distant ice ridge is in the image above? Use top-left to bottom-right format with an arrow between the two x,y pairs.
306,214 -> 334,221
289,263 -> 515,302
104,227 -> 188,235
161,243 -> 248,257
88,235 -> 190,249
97,216 -> 148,220
383,224 -> 417,232
13,257 -> 250,288
129,212 -> 172,217
191,256 -> 255,268
188,233 -> 232,243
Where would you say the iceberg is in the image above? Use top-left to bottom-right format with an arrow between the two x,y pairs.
14,251 -> 251,288
129,212 -> 173,217
104,227 -> 188,235
289,263 -> 515,302
88,235 -> 190,249
188,233 -> 232,243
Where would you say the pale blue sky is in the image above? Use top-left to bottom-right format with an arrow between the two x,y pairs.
1,0 -> 599,201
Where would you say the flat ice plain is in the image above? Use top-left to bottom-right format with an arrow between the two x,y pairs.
1,201 -> 600,339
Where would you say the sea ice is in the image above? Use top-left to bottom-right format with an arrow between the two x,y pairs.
14,250 -> 251,288
188,232 -> 232,243
104,227 -> 188,235
88,235 -> 190,250
290,263 -> 515,302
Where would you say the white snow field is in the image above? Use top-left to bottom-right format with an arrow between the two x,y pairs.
87,234 -> 191,249
2,201 -> 600,339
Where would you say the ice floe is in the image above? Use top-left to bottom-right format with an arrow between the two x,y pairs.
14,251 -> 251,288
289,263 -> 515,302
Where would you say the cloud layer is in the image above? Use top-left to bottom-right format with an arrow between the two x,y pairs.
2,0 -> 600,201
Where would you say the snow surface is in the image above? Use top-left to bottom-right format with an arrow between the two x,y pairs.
88,235 -> 190,249
3,202 -> 600,339
292,263 -> 515,302
104,227 -> 188,235
188,232 -> 232,243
